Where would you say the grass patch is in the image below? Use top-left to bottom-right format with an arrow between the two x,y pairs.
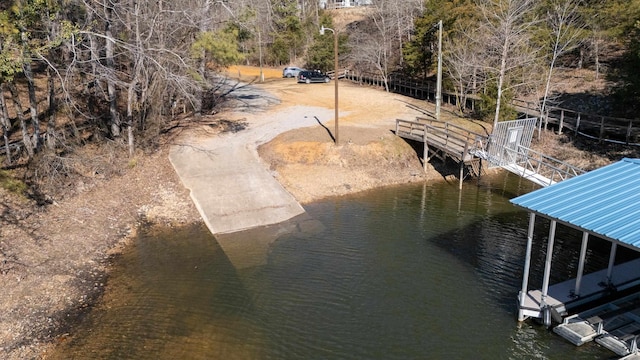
0,170 -> 27,195
128,157 -> 138,169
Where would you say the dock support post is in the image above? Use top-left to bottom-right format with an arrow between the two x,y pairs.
575,232 -> 589,297
606,243 -> 618,284
518,213 -> 536,322
541,220 -> 557,301
423,137 -> 428,172
459,161 -> 463,189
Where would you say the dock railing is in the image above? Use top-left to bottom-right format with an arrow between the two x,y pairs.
500,145 -> 586,184
420,118 -> 487,158
395,117 -> 488,162
395,118 -> 428,142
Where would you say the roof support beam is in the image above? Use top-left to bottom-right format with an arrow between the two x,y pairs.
542,220 -> 558,301
606,243 -> 618,285
574,232 -> 590,297
518,212 -> 536,322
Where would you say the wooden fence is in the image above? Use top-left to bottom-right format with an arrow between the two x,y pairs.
511,99 -> 640,145
326,69 -> 349,80
343,71 -> 475,110
345,71 -> 639,146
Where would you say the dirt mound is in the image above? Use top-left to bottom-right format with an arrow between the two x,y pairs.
259,126 -> 426,203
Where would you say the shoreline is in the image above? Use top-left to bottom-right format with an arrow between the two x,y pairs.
0,75 -> 471,359
34,151 -> 438,359
0,146 -> 204,359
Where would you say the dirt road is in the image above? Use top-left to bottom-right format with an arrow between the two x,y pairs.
234,67 -> 455,202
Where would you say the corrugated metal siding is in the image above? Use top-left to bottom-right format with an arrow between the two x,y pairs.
510,158 -> 640,248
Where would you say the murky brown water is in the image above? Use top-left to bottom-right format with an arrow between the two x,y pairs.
50,172 -> 617,359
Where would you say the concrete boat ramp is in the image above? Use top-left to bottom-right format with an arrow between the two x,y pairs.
169,105 -> 334,235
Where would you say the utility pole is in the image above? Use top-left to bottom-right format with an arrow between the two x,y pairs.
436,20 -> 443,121
321,25 -> 339,145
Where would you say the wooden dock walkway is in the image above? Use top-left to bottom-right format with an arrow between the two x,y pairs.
395,117 -> 487,188
395,117 -> 584,188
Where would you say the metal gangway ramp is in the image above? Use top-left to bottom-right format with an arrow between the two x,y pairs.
474,118 -> 585,187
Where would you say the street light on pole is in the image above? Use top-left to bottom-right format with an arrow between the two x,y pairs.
320,25 -> 339,146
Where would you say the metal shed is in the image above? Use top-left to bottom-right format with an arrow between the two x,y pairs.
510,158 -> 640,324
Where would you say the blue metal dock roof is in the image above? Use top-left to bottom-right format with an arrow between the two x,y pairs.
510,158 -> 640,249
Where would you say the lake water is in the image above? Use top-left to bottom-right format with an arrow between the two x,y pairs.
50,172 -> 617,359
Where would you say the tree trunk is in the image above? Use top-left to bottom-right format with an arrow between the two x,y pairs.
0,84 -> 12,165
87,12 -> 99,118
195,0 -> 212,119
8,82 -> 34,158
541,37 -> 561,125
578,46 -> 584,69
105,3 -> 120,137
158,0 -> 165,49
125,3 -> 143,157
127,82 -> 136,156
196,53 -> 205,119
46,66 -> 57,149
594,36 -> 600,80
494,37 -> 509,128
22,51 -> 41,153
45,7 -> 59,150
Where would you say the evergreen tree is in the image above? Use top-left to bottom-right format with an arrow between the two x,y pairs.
305,13 -> 347,72
270,0 -> 305,64
402,0 -> 476,79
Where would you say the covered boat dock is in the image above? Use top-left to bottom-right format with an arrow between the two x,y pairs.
510,158 -> 640,358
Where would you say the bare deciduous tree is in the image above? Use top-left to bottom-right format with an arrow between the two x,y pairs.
444,26 -> 484,115
104,0 -> 120,138
539,0 -> 585,121
0,84 -> 11,164
477,0 -> 540,127
347,0 -> 424,89
389,0 -> 422,65
7,82 -> 34,157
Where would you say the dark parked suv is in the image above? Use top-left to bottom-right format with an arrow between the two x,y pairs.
297,70 -> 330,84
